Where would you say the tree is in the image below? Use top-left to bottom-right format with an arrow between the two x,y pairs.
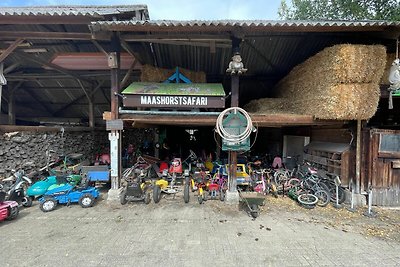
278,0 -> 400,21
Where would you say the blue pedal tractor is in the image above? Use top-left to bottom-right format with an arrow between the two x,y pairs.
38,178 -> 99,212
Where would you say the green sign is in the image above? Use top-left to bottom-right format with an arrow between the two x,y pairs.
221,112 -> 250,152
122,82 -> 225,96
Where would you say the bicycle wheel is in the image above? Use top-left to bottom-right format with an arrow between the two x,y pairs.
297,193 -> 318,208
274,171 -> 287,186
314,190 -> 330,207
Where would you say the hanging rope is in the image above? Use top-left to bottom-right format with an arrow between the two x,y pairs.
215,107 -> 254,143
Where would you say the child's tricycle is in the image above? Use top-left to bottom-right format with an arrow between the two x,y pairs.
38,182 -> 99,212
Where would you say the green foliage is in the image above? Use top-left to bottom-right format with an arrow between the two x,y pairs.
278,0 -> 400,21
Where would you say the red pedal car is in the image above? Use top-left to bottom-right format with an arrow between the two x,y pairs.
0,192 -> 19,221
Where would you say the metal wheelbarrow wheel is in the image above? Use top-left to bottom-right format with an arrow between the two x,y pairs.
249,204 -> 260,218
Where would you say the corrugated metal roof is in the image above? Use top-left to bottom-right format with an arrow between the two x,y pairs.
91,19 -> 400,31
0,5 -> 148,19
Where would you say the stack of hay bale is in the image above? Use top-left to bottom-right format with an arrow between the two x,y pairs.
140,64 -> 206,83
246,44 -> 387,120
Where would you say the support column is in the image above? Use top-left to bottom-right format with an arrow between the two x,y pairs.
0,63 -> 4,116
225,37 -> 242,204
8,85 -> 15,125
228,75 -> 239,193
88,97 -> 94,128
355,120 -> 362,194
107,32 -> 122,202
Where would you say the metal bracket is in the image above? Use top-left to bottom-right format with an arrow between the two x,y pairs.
108,52 -> 118,69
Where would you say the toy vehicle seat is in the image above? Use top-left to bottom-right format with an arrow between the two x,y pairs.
56,176 -> 69,184
159,162 -> 169,172
76,177 -> 90,191
169,158 -> 182,174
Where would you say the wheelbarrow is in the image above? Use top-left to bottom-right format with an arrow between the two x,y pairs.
238,190 -> 265,218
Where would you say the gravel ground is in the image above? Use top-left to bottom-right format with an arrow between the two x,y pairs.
1,191 -> 399,267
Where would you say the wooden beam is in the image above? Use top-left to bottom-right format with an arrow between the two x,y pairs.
0,38 -> 24,63
120,39 -> 137,58
122,33 -> 231,42
91,40 -> 109,56
21,86 -> 54,115
14,51 -> 94,85
0,31 -> 98,40
120,59 -> 138,90
0,125 -> 100,132
126,39 -> 231,48
77,79 -> 91,101
53,81 -> 104,116
119,113 -> 347,127
4,63 -> 20,74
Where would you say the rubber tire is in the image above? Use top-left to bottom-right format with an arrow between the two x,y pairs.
329,186 -> 346,204
219,189 -> 225,202
6,206 -> 19,220
120,191 -> 128,205
184,184 -> 190,203
198,194 -> 203,204
22,196 -> 33,207
153,185 -> 161,203
144,191 -> 151,204
79,193 -> 95,208
40,198 -> 57,212
297,193 -> 318,206
250,204 -> 259,218
274,172 -> 287,186
314,190 -> 330,207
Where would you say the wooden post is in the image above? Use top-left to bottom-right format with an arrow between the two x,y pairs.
109,32 -> 121,190
355,119 -> 362,194
88,97 -> 94,128
0,63 -> 4,116
8,85 -> 15,125
227,37 -> 241,193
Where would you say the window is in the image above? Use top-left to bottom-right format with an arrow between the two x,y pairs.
379,134 -> 400,153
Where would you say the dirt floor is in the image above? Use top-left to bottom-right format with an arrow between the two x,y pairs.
208,195 -> 400,243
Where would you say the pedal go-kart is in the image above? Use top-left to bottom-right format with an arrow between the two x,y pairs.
226,163 -> 251,189
120,164 -> 152,205
38,180 -> 99,212
153,155 -> 192,203
0,192 -> 19,221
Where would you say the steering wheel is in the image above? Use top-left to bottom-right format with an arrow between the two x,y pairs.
189,150 -> 197,160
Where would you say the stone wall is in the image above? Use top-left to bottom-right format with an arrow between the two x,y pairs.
0,130 -> 108,179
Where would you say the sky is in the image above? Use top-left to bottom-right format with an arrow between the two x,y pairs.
0,0 -> 283,20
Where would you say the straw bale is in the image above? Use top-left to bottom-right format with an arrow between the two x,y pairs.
245,84 -> 379,120
277,44 -> 386,97
140,64 -> 206,83
380,53 -> 396,85
244,98 -> 297,114
289,83 -> 380,120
